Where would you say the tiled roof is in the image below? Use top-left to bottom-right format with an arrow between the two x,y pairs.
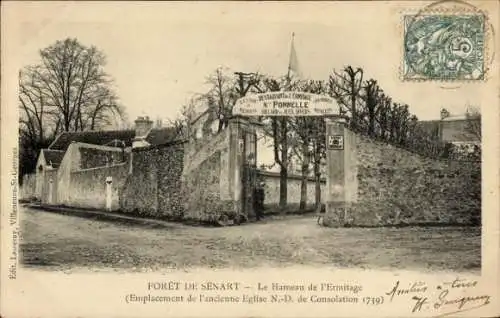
42,149 -> 65,167
48,126 -> 185,151
48,130 -> 136,150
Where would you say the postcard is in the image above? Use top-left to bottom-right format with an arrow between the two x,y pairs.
1,1 -> 499,317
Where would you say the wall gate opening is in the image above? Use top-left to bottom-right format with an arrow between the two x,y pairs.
231,91 -> 357,224
240,127 -> 257,219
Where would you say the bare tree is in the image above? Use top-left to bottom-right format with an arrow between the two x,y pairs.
205,67 -> 239,132
19,67 -> 47,146
30,38 -> 124,132
310,118 -> 326,210
203,68 -> 264,133
360,79 -> 382,137
255,76 -> 294,211
165,96 -> 199,141
376,95 -> 392,140
329,66 -> 364,131
289,80 -> 328,210
289,116 -> 312,210
83,85 -> 123,130
18,38 -> 125,178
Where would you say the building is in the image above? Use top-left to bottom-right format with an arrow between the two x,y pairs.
22,111 -> 325,224
20,107 -> 481,227
418,108 -> 481,153
27,116 -> 180,204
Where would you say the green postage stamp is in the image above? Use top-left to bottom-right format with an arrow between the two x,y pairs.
403,14 -> 485,81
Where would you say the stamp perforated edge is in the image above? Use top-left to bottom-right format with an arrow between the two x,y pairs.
398,2 -> 494,83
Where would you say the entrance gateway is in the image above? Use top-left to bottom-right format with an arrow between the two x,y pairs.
232,91 -> 357,223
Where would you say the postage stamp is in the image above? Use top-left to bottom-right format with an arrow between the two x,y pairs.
2,1 -> 499,318
403,14 -> 485,81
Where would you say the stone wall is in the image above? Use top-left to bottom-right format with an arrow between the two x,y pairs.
258,170 -> 326,207
323,133 -> 481,227
157,143 -> 185,220
182,149 -> 234,222
120,142 -> 185,219
118,129 -> 233,223
67,163 -> 129,210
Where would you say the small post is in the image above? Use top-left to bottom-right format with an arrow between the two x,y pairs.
105,176 -> 113,211
48,177 -> 54,205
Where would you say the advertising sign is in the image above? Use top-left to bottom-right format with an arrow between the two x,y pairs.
233,91 -> 338,117
328,135 -> 344,150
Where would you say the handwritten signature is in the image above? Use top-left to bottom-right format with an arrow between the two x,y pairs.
385,278 -> 491,316
412,291 -> 490,310
385,280 -> 427,302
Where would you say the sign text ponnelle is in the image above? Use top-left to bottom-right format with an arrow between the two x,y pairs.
233,91 -> 338,117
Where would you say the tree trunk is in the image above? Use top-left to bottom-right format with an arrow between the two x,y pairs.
279,166 -> 287,211
299,170 -> 307,211
369,112 -> 376,137
314,161 -> 322,210
217,116 -> 224,132
279,118 -> 288,212
350,84 -> 357,131
299,142 -> 310,211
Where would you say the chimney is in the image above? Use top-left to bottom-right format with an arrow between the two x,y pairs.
440,108 -> 450,120
134,116 -> 153,138
155,118 -> 163,128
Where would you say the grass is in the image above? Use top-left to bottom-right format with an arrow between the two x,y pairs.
20,206 -> 481,273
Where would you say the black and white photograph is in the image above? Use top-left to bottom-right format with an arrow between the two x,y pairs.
1,1 -> 499,318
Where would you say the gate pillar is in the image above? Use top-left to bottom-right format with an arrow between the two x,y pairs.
228,116 -> 258,221
324,116 -> 358,227
228,118 -> 243,217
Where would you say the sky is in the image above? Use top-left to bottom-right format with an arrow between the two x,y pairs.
4,1 -> 494,125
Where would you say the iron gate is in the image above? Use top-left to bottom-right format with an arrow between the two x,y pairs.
240,129 -> 257,220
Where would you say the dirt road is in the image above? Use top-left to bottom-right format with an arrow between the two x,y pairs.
20,207 -> 481,272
